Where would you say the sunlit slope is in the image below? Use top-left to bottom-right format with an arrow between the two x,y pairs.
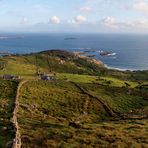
17,80 -> 148,147
0,50 -> 105,77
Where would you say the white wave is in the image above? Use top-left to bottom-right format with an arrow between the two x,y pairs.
107,53 -> 117,56
104,64 -> 136,71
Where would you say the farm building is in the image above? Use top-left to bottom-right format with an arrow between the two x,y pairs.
2,75 -> 20,80
40,74 -> 55,81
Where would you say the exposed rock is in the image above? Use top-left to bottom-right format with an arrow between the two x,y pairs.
2,126 -> 7,130
69,121 -> 81,128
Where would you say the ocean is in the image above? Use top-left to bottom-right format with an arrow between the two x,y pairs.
0,33 -> 148,70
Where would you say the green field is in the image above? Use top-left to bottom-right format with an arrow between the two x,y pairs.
79,83 -> 148,113
17,80 -> 148,147
0,80 -> 18,148
57,73 -> 141,88
0,56 -> 36,76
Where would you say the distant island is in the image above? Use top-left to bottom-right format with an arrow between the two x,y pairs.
0,36 -> 24,40
64,37 -> 77,40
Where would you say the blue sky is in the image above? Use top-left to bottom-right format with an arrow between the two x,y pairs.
0,0 -> 148,33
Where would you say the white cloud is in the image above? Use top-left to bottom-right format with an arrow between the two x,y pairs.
133,1 -> 148,13
101,16 -> 148,30
72,15 -> 87,24
20,17 -> 28,24
101,16 -> 118,28
130,19 -> 148,28
49,16 -> 61,24
79,6 -> 93,13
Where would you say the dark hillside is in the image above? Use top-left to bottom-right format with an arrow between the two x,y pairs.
0,80 -> 18,147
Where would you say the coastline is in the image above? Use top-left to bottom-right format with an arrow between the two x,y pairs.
104,65 -> 135,72
1,49 -> 147,72
104,64 -> 148,72
74,51 -> 148,72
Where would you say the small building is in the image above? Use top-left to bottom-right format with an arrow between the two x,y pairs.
3,75 -> 20,80
40,74 -> 55,81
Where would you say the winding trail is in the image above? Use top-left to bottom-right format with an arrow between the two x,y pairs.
12,80 -> 28,148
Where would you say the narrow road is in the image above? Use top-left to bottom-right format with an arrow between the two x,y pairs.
12,80 -> 28,148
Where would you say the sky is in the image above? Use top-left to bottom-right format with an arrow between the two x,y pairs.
0,0 -> 148,33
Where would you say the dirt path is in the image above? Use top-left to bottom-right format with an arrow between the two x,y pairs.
12,80 -> 28,148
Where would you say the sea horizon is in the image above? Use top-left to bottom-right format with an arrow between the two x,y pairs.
0,33 -> 148,71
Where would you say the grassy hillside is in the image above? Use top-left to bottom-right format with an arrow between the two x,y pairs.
0,50 -> 147,147
78,83 -> 148,114
0,56 -> 37,77
0,50 -> 147,84
103,69 -> 148,82
17,80 -> 148,147
0,50 -> 105,78
0,80 -> 18,148
57,73 -> 141,88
